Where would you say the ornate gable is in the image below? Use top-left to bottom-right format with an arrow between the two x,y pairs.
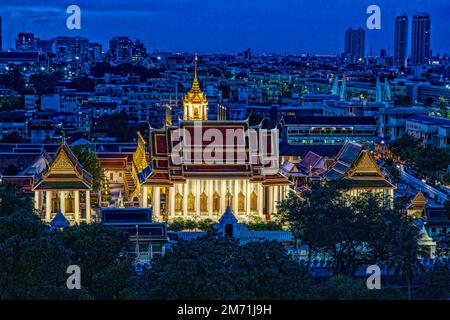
32,142 -> 92,191
347,150 -> 383,178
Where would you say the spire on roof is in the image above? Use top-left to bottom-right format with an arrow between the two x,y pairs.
218,203 -> 238,225
50,208 -> 70,230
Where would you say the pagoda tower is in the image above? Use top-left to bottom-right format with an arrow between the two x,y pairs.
183,55 -> 208,120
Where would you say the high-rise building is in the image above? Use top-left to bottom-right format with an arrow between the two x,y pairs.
132,39 -> 147,61
15,32 -> 35,51
344,27 -> 365,63
394,13 -> 408,67
35,38 -> 53,54
53,36 -> 89,62
88,42 -> 103,62
411,13 -> 431,65
108,36 -> 133,63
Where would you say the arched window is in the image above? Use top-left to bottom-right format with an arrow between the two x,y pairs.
238,192 -> 245,212
200,192 -> 208,212
250,191 -> 258,211
187,192 -> 195,212
213,192 -> 220,212
65,193 -> 74,213
175,192 -> 183,212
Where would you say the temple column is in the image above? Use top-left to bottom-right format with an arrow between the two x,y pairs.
141,186 -> 148,208
195,180 -> 201,218
208,180 -> 213,218
183,182 -> 188,216
60,191 -> 65,213
246,181 -> 251,222
86,190 -> 91,223
268,187 -> 273,214
153,187 -> 160,220
74,190 -> 80,224
234,180 -> 239,214
258,184 -> 264,217
169,186 -> 175,218
34,191 -> 40,211
45,191 -> 52,222
273,186 -> 279,214
221,180 -> 226,213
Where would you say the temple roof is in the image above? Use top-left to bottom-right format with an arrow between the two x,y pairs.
218,204 -> 238,225
50,209 -> 70,230
411,191 -> 427,208
345,150 -> 395,189
32,141 -> 93,190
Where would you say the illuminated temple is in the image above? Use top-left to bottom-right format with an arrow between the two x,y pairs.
16,57 -> 397,226
132,57 -> 291,222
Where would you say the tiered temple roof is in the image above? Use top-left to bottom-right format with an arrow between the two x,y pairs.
142,119 -> 289,187
32,141 -> 92,191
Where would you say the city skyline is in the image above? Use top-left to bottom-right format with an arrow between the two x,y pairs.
2,0 -> 450,55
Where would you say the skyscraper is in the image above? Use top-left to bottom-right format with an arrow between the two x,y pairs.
411,13 -> 431,65
344,27 -> 365,63
15,32 -> 35,51
394,13 -> 408,67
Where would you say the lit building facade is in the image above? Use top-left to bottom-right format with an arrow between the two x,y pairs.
131,59 -> 291,222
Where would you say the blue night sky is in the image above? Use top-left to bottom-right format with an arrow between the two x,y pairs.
1,0 -> 450,55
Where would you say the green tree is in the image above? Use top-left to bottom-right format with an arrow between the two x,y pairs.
389,134 -> 422,165
61,223 -> 137,299
415,146 -> 450,177
277,182 -> 417,276
0,67 -> 25,92
313,275 -> 373,300
0,195 -> 71,299
95,112 -> 138,142
0,96 -> 24,111
387,224 -> 423,300
72,144 -> 104,192
197,218 -> 215,231
0,183 -> 34,218
247,221 -> 283,231
184,219 -> 198,231
168,217 -> 186,231
143,234 -> 312,299
29,71 -> 64,95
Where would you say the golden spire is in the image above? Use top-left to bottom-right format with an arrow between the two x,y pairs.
183,54 -> 208,120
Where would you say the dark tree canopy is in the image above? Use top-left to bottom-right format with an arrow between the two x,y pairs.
143,234 -> 312,299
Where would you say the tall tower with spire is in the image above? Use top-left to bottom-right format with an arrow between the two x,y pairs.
183,55 -> 208,120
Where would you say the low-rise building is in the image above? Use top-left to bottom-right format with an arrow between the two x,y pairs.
405,115 -> 450,149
